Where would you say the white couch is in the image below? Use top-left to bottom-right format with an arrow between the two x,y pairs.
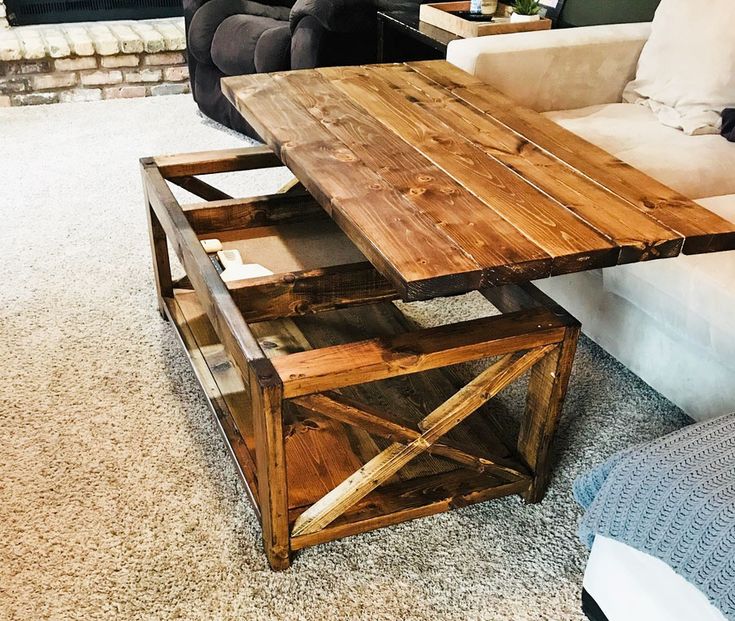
447,24 -> 735,421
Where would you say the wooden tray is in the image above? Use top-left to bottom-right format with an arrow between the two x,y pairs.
419,1 -> 551,38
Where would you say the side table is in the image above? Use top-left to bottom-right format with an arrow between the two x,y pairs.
377,9 -> 460,62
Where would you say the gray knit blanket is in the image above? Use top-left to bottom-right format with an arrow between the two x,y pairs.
574,412 -> 735,620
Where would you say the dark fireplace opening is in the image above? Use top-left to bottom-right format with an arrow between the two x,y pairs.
6,0 -> 183,26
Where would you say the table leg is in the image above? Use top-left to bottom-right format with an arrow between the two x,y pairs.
145,200 -> 173,320
250,366 -> 291,570
518,324 -> 580,503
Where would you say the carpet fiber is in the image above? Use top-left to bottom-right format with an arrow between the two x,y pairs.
0,95 -> 689,621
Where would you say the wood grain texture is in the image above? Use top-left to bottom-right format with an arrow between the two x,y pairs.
167,292 -> 261,519
140,159 -> 274,380
289,471 -> 529,550
277,69 -> 552,286
273,307 -> 570,398
365,64 -> 684,264
324,65 -> 618,272
222,72 -> 484,300
227,261 -> 399,322
519,325 -> 580,503
169,175 -> 232,202
183,192 -> 327,235
220,61 -> 735,301
145,203 -> 172,318
154,146 -> 282,177
250,367 -> 291,569
292,392 -> 529,481
291,348 -> 548,536
407,60 -> 735,255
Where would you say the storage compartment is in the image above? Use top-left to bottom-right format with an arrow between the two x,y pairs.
142,145 -> 580,568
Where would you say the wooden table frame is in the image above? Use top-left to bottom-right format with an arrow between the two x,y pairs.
141,146 -> 580,570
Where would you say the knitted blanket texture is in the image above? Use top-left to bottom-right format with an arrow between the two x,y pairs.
574,413 -> 735,619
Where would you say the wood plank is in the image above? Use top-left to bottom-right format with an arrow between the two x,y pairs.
324,66 -> 620,275
183,192 -> 327,235
295,304 -> 520,469
291,349 -> 546,536
519,326 -> 579,503
251,313 -> 384,509
226,261 -> 399,322
274,307 -> 570,398
275,69 -> 552,286
222,73 -> 484,301
154,146 -> 283,177
408,60 -> 735,255
251,303 -> 463,505
169,175 -> 232,202
292,392 -> 529,481
253,302 -> 501,509
277,177 -> 304,194
370,64 -> 684,264
289,470 -> 529,550
249,367 -> 291,569
145,202 -> 172,318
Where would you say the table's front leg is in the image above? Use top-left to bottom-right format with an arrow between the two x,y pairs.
250,365 -> 291,570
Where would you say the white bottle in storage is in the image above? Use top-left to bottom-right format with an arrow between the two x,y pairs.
470,0 -> 482,13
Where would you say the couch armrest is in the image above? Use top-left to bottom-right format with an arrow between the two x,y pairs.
446,23 -> 651,112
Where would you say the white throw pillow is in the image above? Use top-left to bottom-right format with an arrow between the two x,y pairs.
622,0 -> 735,135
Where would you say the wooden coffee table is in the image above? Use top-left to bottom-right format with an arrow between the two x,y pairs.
141,61 -> 735,570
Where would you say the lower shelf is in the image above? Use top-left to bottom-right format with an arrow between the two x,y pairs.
165,289 -> 532,550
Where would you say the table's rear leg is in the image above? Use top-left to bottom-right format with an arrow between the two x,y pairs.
518,324 -> 580,503
144,183 -> 172,319
250,365 -> 291,570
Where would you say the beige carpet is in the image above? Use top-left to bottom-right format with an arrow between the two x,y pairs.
0,95 -> 689,621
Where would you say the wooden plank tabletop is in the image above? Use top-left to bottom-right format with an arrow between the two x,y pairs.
222,60 -> 735,301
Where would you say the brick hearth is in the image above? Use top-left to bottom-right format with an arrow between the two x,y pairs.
0,3 -> 190,107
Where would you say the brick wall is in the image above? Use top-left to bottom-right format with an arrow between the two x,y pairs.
0,16 -> 191,107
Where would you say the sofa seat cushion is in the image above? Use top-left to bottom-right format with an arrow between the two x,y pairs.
601,194 -> 735,366
543,103 -> 735,199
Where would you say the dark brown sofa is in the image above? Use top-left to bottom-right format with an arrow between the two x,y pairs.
184,0 -> 379,136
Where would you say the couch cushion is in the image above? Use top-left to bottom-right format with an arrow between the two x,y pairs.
602,194 -> 735,364
211,14 -> 289,75
544,103 -> 735,199
622,0 -> 735,135
253,23 -> 291,73
188,0 -> 290,66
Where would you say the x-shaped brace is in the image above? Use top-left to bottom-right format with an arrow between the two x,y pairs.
291,345 -> 554,537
